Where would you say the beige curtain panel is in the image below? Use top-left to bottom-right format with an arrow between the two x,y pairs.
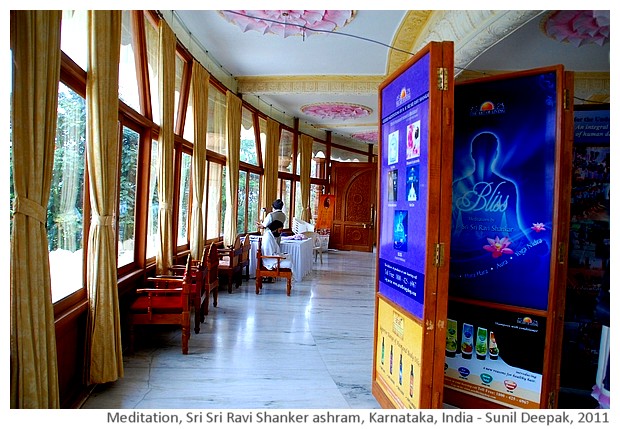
223,91 -> 242,246
189,64 -> 210,260
261,118 -> 280,212
156,21 -> 176,274
10,10 -> 62,409
299,134 -> 313,222
85,10 -> 124,385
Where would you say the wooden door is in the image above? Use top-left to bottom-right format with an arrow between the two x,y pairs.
330,161 -> 376,252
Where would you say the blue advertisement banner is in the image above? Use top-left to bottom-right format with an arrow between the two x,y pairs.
449,72 -> 558,310
379,53 -> 430,319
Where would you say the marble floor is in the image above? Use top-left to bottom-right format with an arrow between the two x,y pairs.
82,249 -> 381,409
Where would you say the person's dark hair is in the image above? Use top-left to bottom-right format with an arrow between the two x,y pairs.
272,199 -> 284,210
267,220 -> 284,231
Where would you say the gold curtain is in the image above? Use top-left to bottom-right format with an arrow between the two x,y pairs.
10,10 -> 61,409
85,10 -> 123,384
156,21 -> 176,274
190,64 -> 210,259
223,91 -> 242,246
261,118 -> 280,211
299,134 -> 313,222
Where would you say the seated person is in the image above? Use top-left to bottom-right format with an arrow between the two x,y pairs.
261,220 -> 292,270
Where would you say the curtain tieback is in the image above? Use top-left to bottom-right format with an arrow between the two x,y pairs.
13,196 -> 46,224
92,215 -> 115,226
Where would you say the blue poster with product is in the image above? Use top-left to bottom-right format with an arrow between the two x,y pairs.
378,52 -> 430,319
449,72 -> 558,310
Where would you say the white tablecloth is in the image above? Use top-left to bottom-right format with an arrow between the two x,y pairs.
248,236 -> 313,281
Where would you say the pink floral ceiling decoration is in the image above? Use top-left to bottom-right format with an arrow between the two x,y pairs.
219,10 -> 356,38
542,10 -> 610,47
301,102 -> 372,121
352,130 -> 379,144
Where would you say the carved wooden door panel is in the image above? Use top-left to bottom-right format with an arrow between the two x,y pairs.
331,161 -> 377,252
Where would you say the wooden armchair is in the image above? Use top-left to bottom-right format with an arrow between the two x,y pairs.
255,238 -> 292,296
168,248 -> 208,334
128,258 -> 192,354
238,234 -> 251,281
218,234 -> 242,293
203,242 -> 219,314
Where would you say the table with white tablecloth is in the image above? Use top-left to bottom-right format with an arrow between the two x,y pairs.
248,235 -> 313,281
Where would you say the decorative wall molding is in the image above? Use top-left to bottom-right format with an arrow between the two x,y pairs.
387,10 -> 433,75
413,10 -> 543,75
237,75 -> 384,95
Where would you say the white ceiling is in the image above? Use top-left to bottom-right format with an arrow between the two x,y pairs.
169,10 -> 610,149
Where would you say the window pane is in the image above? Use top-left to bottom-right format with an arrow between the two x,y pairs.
258,117 -> 267,166
144,15 -> 160,124
312,141 -> 327,179
278,129 -> 294,173
119,11 -> 141,112
221,166 -> 227,236
281,179 -> 292,229
206,161 -> 222,239
330,146 -> 362,162
248,172 -> 260,231
117,125 -> 140,268
177,152 -> 192,246
60,10 -> 87,71
183,78 -> 195,142
146,139 -> 159,259
48,82 -> 86,302
237,170 -> 247,234
295,181 -> 303,220
174,54 -> 186,130
240,107 -> 258,165
207,85 -> 227,155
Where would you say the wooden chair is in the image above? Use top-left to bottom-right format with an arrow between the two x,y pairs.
167,248 -> 208,334
238,234 -> 251,280
255,238 -> 292,296
203,242 -> 219,314
218,234 -> 242,293
128,258 -> 192,354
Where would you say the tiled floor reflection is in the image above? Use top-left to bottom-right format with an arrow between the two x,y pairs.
82,249 -> 381,409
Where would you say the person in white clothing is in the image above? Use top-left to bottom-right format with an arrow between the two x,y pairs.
257,199 -> 287,244
261,220 -> 292,270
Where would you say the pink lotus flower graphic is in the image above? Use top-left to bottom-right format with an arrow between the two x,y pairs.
483,236 -> 514,258
531,222 -> 546,233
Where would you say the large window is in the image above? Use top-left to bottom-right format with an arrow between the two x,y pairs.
146,138 -> 159,260
177,151 -> 192,246
118,11 -> 141,113
48,82 -> 87,303
240,106 -> 259,165
278,129 -> 294,173
204,160 -> 223,240
277,178 -> 292,229
237,170 -> 247,234
117,124 -> 141,268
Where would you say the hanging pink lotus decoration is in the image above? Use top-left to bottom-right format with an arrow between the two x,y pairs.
301,102 -> 372,120
352,130 -> 378,143
543,10 -> 609,47
219,10 -> 355,38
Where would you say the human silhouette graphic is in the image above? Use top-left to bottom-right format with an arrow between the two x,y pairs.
451,132 -> 534,256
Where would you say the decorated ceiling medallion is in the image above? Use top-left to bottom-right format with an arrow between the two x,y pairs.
301,102 -> 372,121
543,10 -> 609,47
352,130 -> 378,143
219,10 -> 355,38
